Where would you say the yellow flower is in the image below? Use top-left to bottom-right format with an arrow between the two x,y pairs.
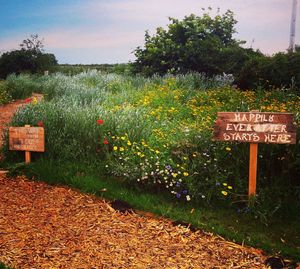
226,147 -> 231,151
228,186 -> 233,190
183,172 -> 189,177
32,96 -> 38,105
172,173 -> 178,178
155,150 -> 160,154
221,191 -> 228,196
223,183 -> 228,186
120,147 -> 124,151
113,146 -> 118,151
121,136 -> 126,140
127,141 -> 132,146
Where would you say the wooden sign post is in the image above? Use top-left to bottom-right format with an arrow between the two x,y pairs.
213,111 -> 297,197
9,125 -> 45,163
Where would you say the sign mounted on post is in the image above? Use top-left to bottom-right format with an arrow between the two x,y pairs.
213,111 -> 297,197
9,125 -> 45,163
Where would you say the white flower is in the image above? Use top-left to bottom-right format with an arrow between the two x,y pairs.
186,195 -> 191,201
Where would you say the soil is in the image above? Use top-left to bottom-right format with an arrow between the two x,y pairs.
0,99 -> 272,269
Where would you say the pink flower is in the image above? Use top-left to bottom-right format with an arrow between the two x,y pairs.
97,119 -> 104,125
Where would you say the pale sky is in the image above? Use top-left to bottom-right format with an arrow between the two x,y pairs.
0,0 -> 299,64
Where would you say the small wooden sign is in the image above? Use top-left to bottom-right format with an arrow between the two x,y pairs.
9,125 -> 45,163
213,112 -> 296,144
213,111 -> 297,197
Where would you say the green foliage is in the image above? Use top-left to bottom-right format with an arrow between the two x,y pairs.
133,9 -> 252,77
5,74 -> 46,99
236,50 -> 300,91
133,9 -> 300,91
0,80 -> 11,104
0,35 -> 57,79
2,71 -> 300,224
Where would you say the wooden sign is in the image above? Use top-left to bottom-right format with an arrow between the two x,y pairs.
213,112 -> 296,144
9,125 -> 45,163
213,111 -> 297,197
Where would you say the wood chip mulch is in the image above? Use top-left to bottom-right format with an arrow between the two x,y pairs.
0,174 -> 268,269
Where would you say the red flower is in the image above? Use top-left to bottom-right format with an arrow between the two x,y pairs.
97,119 -> 104,125
25,98 -> 32,103
37,121 -> 44,127
103,138 -> 109,145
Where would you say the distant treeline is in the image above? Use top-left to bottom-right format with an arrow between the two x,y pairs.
54,63 -> 130,75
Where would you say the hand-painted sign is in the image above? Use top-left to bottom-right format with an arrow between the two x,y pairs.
213,112 -> 296,144
213,111 -> 297,197
9,126 -> 45,152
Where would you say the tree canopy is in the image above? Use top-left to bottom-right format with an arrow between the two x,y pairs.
133,10 -> 251,76
0,34 -> 57,79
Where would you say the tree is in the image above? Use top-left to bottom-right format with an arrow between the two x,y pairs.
0,34 -> 57,79
133,10 -> 248,76
20,34 -> 44,54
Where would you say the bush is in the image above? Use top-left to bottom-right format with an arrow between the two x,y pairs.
5,74 -> 46,100
0,80 -> 11,104
235,50 -> 300,91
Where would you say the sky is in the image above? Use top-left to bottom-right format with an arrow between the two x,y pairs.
0,0 -> 299,64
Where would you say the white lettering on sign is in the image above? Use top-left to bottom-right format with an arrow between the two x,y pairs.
225,123 -> 287,133
264,134 -> 291,143
234,113 -> 275,123
223,132 -> 260,142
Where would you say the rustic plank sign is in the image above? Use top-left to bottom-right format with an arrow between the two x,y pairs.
213,112 -> 296,144
213,111 -> 297,197
9,125 -> 45,163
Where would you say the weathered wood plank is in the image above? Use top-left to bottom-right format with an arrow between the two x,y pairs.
213,112 -> 297,144
9,126 -> 45,152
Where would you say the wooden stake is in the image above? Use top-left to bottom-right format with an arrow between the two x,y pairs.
248,143 -> 258,196
25,151 -> 31,163
24,125 -> 31,163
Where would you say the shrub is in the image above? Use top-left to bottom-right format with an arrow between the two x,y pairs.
0,80 -> 11,104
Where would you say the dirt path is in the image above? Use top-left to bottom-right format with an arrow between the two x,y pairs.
0,99 -> 27,149
0,100 -> 268,269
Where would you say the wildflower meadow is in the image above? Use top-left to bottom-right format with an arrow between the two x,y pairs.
2,71 -> 300,222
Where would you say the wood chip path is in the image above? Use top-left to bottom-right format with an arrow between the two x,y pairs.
0,175 -> 268,269
0,98 -> 268,268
